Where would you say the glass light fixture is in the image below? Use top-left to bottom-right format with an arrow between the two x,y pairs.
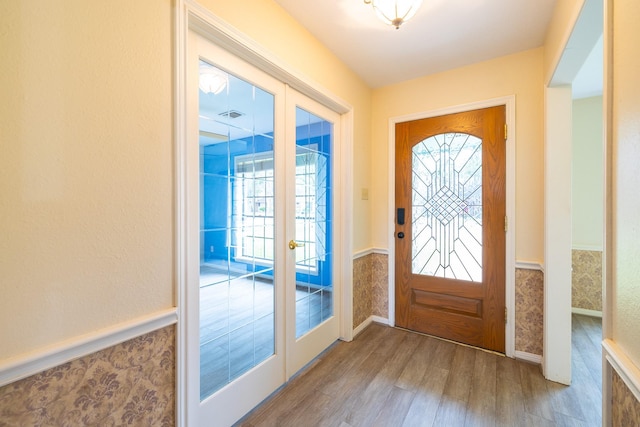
364,0 -> 423,29
199,65 -> 228,95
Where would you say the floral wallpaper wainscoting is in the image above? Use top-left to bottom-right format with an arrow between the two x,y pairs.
515,267 -> 544,356
0,325 -> 175,426
353,254 -> 373,329
612,368 -> 640,425
352,252 -> 390,331
572,249 -> 603,312
371,253 -> 388,319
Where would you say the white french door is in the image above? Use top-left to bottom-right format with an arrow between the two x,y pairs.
285,89 -> 341,377
185,32 -> 341,427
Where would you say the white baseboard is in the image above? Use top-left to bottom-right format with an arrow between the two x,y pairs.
603,339 -> 640,403
371,315 -> 390,325
572,307 -> 603,318
352,315 -> 391,337
352,316 -> 373,336
515,350 -> 543,364
0,308 -> 178,388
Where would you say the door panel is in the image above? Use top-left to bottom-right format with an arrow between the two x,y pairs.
198,59 -> 277,400
188,33 -> 340,426
286,90 -> 340,377
293,106 -> 333,339
395,106 -> 506,353
189,34 -> 287,427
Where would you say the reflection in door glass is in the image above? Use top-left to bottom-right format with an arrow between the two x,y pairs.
294,107 -> 333,338
199,60 -> 275,399
412,133 -> 483,282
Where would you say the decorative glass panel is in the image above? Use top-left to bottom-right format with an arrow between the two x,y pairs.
294,107 -> 333,338
199,60 -> 275,399
412,133 -> 482,282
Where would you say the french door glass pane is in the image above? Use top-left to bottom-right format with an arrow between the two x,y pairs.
412,133 -> 483,282
199,60 -> 276,399
294,107 -> 333,338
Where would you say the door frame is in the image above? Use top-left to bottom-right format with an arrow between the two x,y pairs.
387,96 -> 516,358
175,1 -> 354,425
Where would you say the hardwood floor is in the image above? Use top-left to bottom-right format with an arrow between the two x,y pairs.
236,314 -> 602,427
199,264 -> 333,399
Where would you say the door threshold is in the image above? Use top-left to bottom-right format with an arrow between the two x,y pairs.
394,326 -> 506,357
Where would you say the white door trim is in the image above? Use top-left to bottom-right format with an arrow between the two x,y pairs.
386,96 -> 516,358
543,86 -> 573,385
175,1 -> 354,425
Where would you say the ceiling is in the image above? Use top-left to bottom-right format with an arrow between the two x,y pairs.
273,0 -> 559,88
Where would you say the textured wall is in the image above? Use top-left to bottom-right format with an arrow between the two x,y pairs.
371,253 -> 389,319
572,250 -> 603,311
515,268 -> 544,355
352,252 -> 389,329
0,0 -> 174,360
0,326 -> 175,426
611,0 -> 640,374
353,255 -> 373,329
612,369 -> 640,425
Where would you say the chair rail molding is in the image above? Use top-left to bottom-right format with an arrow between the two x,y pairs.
0,308 -> 178,388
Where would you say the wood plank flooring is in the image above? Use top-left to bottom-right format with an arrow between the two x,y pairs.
199,264 -> 333,399
236,314 -> 602,427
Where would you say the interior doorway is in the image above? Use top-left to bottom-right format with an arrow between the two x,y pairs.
176,11 -> 353,423
544,0 -> 604,385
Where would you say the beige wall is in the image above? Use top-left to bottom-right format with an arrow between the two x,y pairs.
0,0 -> 174,360
612,0 -> 640,369
370,48 -> 545,262
0,0 -> 371,361
572,96 -> 604,249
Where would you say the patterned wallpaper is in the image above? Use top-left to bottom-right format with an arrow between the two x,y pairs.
612,368 -> 640,425
371,253 -> 389,319
572,249 -> 603,311
352,252 -> 389,330
515,268 -> 544,355
353,254 -> 372,329
0,325 -> 175,426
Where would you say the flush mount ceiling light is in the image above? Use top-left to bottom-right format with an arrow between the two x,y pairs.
364,0 -> 423,29
199,65 -> 228,95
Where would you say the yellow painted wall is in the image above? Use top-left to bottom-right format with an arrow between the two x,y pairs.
0,0 -> 174,360
612,0 -> 640,368
0,0 -> 371,360
370,48 -> 545,262
572,96 -> 604,249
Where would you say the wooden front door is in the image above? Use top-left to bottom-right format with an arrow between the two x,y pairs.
395,106 -> 506,353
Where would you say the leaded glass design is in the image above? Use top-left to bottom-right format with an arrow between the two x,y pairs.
198,60 -> 276,400
412,133 -> 483,282
295,107 -> 333,339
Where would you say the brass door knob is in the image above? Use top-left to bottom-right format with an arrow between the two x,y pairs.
288,240 -> 305,250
